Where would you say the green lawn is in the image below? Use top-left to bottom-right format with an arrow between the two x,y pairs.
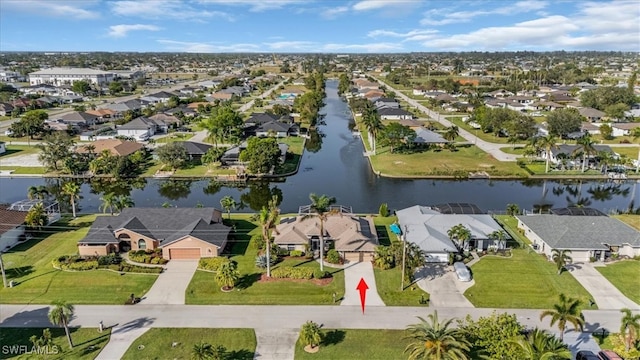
500,146 -> 526,155
122,328 -> 255,360
611,146 -> 639,159
613,214 -> 640,230
0,145 -> 40,158
523,162 -> 603,176
596,260 -> 640,305
493,215 -> 530,246
464,249 -> 594,309
154,132 -> 194,143
185,218 -> 345,305
0,216 -> 158,305
294,329 -> 410,360
448,117 -> 511,144
369,144 -> 527,178
0,166 -> 47,175
0,327 -> 111,360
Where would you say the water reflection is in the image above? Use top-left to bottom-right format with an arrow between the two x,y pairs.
158,179 -> 192,201
239,181 -> 283,211
89,177 -> 146,196
304,129 -> 323,153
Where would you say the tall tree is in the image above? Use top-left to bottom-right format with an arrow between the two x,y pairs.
511,328 -> 571,360
378,123 -> 416,153
404,311 -> 470,360
304,193 -> 337,272
99,192 -> 116,215
361,101 -> 384,154
239,137 -> 281,175
488,230 -> 508,249
48,301 -> 75,348
573,134 -> 596,172
113,195 -> 134,213
256,196 -> 279,278
538,135 -> 558,173
61,182 -> 81,218
25,203 -> 48,230
447,224 -> 472,252
551,249 -> 572,275
540,294 -> 585,341
299,321 -> 322,351
443,125 -> 460,142
215,261 -> 239,290
620,308 -> 640,352
546,108 -> 583,138
220,196 -> 236,220
37,132 -> 75,172
156,142 -> 189,171
458,312 -> 524,359
27,185 -> 49,200
71,80 -> 91,95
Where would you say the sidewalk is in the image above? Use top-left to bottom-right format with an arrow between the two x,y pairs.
253,328 -> 298,360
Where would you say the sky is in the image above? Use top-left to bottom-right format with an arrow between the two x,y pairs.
0,0 -> 639,53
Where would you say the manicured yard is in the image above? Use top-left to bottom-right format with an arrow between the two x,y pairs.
465,249 -> 594,309
613,214 -> 640,230
0,216 -> 158,304
369,144 -> 527,178
448,117 -> 510,144
0,145 -> 40,158
374,267 -> 429,306
0,166 -> 47,175
493,215 -> 530,246
294,329 -> 410,360
185,217 -> 345,305
122,328 -> 255,360
154,132 -> 194,143
0,327 -> 111,360
610,146 -> 639,159
596,260 -> 640,305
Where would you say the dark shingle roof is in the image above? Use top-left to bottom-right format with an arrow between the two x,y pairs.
174,141 -> 212,155
79,208 -> 230,248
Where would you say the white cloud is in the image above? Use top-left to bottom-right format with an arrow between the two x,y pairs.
321,6 -> 349,19
264,41 -> 316,51
108,24 -> 160,38
111,0 -> 232,21
2,0 -> 98,19
157,39 -> 260,52
198,0 -> 308,12
367,29 -> 439,42
352,0 -> 416,11
421,0 -> 548,26
320,42 -> 404,53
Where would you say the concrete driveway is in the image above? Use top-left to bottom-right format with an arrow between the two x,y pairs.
566,262 -> 640,310
141,260 -> 198,305
416,264 -> 475,307
253,328 -> 298,360
341,261 -> 385,306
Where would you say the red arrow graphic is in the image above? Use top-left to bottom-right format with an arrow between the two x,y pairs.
356,278 -> 369,314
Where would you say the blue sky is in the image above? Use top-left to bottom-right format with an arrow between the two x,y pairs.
1,0 -> 638,53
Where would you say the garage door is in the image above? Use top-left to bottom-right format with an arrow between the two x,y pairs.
425,253 -> 448,263
169,248 -> 201,259
344,252 -> 363,263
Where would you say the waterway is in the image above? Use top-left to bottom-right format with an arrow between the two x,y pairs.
0,80 -> 638,215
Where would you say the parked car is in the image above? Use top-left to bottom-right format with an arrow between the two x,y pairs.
576,350 -> 600,360
598,350 -> 623,360
453,262 -> 471,282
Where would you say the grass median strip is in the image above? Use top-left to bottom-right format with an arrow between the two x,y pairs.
0,327 -> 111,360
294,329 -> 409,360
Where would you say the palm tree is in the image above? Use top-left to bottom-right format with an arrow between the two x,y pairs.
632,127 -> 640,173
573,134 -> 597,172
540,293 -> 585,341
61,182 -> 81,218
191,341 -> 214,360
25,203 -> 48,230
299,321 -> 322,351
361,101 -> 384,154
551,249 -> 572,275
404,311 -> 470,360
447,224 -> 472,252
488,230 -> 508,249
304,193 -> 337,272
538,135 -> 558,173
256,195 -> 279,278
27,185 -> 49,201
99,192 -> 116,215
620,308 -> 640,351
48,300 -> 74,348
113,195 -> 134,214
215,261 -> 239,291
511,328 -> 571,360
443,125 -> 460,142
220,196 -> 236,220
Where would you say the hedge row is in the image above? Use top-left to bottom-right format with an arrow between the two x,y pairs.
271,266 -> 314,280
199,257 -> 231,271
53,255 -> 163,274
128,249 -> 168,265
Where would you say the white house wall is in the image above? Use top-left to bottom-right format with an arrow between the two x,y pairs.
0,225 -> 25,252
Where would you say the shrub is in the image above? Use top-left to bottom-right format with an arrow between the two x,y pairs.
199,257 -> 231,271
271,266 -> 314,280
379,203 -> 388,217
255,254 -> 277,269
66,260 -> 99,271
326,249 -> 341,264
252,234 -> 265,250
313,269 -> 329,279
98,254 -> 122,265
289,250 -> 304,257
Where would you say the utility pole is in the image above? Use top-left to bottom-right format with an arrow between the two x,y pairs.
0,252 -> 7,288
400,226 -> 408,291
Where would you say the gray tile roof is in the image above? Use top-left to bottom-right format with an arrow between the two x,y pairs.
413,127 -> 449,144
174,141 -> 212,156
79,208 -> 230,248
516,215 -> 640,249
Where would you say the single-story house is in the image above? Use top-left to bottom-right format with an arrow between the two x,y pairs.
540,144 -> 614,165
611,122 -> 640,137
374,97 -> 400,109
77,208 -> 230,260
396,204 -> 509,263
413,127 -> 449,145
0,102 -> 15,116
516,212 -> 640,262
173,141 -> 212,160
117,116 -> 168,140
579,107 -> 606,122
76,139 -> 143,157
148,113 -> 180,127
140,91 -> 176,104
0,205 -> 28,252
273,212 -> 379,263
378,107 -> 413,120
58,111 -> 99,127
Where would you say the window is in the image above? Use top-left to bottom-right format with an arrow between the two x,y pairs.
287,245 -> 295,251
138,239 -> 146,250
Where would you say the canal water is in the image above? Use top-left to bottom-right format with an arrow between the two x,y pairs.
0,80 -> 638,214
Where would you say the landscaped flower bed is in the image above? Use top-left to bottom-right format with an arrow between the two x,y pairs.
53,255 -> 163,274
128,249 -> 168,265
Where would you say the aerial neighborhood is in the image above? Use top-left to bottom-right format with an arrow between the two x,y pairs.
0,16 -> 639,360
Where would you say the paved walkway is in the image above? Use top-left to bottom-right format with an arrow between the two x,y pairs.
415,264 -> 475,308
566,262 -> 640,310
253,328 -> 298,360
341,261 -> 385,307
141,260 -> 198,305
96,324 -> 150,360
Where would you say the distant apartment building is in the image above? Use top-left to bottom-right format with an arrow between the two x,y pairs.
29,67 -> 115,86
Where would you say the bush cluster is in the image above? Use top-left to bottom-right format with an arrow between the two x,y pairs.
289,250 -> 304,257
53,254 -> 163,273
128,249 -> 168,265
326,249 -> 341,264
107,264 -> 163,274
199,257 -> 231,271
271,266 -> 314,280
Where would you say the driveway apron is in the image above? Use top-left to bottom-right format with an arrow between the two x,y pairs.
341,261 -> 385,306
96,325 -> 150,360
415,264 -> 475,308
141,260 -> 198,305
567,262 -> 639,310
253,328 -> 298,360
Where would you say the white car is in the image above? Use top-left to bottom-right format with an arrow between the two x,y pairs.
4,129 -> 13,136
453,262 -> 472,282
